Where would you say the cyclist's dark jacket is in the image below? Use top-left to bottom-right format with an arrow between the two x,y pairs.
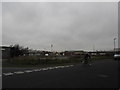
84,54 -> 91,60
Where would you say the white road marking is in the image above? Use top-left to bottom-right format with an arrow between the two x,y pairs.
14,71 -> 24,74
3,65 -> 74,76
45,67 -> 51,70
57,66 -> 62,68
48,67 -> 55,70
64,66 -> 70,68
37,69 -> 42,71
59,66 -> 65,68
3,72 -> 13,76
54,66 -> 59,69
33,69 -> 40,72
24,70 -> 33,73
33,69 -> 42,72
42,68 -> 49,71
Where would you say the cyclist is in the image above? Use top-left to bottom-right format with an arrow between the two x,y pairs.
83,53 -> 91,65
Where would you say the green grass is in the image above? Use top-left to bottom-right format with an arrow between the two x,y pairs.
3,60 -> 79,68
3,56 -> 81,68
2,55 -> 113,68
91,55 -> 113,61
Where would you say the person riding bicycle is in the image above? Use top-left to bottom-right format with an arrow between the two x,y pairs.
83,53 -> 91,65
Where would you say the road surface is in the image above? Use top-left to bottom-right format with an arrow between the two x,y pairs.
2,59 -> 120,88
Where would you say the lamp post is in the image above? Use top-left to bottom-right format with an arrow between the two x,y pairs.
51,44 -> 53,52
114,38 -> 117,52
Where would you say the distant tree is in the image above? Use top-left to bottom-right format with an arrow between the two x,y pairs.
22,47 -> 29,56
10,46 -> 15,58
14,44 -> 20,56
10,44 -> 20,57
10,44 -> 29,57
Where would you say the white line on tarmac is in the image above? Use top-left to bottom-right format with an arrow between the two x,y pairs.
69,65 -> 74,67
64,66 -> 70,68
44,67 -> 51,70
37,69 -> 42,71
2,65 -> 74,76
41,68 -> 49,71
47,67 -> 55,70
54,66 -> 59,69
14,71 -> 24,74
3,72 -> 14,76
33,69 -> 43,72
24,70 -> 33,73
59,66 -> 65,68
33,69 -> 40,72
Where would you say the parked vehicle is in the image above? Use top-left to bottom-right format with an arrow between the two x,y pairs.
114,53 -> 120,60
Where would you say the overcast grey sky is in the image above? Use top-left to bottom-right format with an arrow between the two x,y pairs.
2,2 -> 118,51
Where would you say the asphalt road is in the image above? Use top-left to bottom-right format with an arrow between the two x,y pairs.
2,59 -> 120,88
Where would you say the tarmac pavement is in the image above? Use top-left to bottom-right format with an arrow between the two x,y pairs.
2,59 -> 120,88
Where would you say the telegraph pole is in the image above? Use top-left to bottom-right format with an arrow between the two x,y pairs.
114,38 -> 117,52
51,44 -> 53,52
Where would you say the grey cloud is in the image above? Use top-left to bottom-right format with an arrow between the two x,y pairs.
2,2 -> 118,51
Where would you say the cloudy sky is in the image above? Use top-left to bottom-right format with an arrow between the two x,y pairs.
2,2 -> 118,51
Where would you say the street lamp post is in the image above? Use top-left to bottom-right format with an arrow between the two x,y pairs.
51,44 -> 53,52
114,38 -> 117,52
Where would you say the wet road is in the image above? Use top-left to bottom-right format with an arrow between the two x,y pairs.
2,59 -> 120,88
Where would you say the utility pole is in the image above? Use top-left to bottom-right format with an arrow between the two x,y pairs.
114,38 -> 117,52
51,44 -> 53,52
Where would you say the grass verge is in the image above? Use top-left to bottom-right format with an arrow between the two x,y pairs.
2,55 -> 113,68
